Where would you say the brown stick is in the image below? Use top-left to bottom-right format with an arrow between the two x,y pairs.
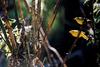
23,0 -> 31,13
5,19 -> 17,49
18,0 -> 24,19
3,0 -> 17,50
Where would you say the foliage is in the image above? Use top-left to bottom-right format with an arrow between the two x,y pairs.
0,0 -> 100,67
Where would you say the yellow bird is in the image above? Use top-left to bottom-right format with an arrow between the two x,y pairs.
74,17 -> 84,25
69,30 -> 89,40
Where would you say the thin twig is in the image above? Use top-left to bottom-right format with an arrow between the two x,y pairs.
23,0 -> 31,13
13,0 -> 21,28
47,0 -> 61,31
18,0 -> 24,19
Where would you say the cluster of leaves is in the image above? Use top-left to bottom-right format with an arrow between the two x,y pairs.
94,2 -> 100,38
0,0 -> 66,67
93,1 -> 100,65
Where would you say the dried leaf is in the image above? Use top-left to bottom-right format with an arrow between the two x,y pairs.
69,30 -> 89,40
74,17 -> 84,25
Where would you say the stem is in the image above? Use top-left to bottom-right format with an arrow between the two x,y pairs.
0,18 -> 12,52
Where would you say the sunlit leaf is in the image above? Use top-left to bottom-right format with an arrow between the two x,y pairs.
88,28 -> 94,35
69,30 -> 89,40
0,40 -> 11,58
4,45 -> 12,57
9,19 -> 16,26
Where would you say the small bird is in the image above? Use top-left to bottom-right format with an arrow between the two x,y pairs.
69,30 -> 89,40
